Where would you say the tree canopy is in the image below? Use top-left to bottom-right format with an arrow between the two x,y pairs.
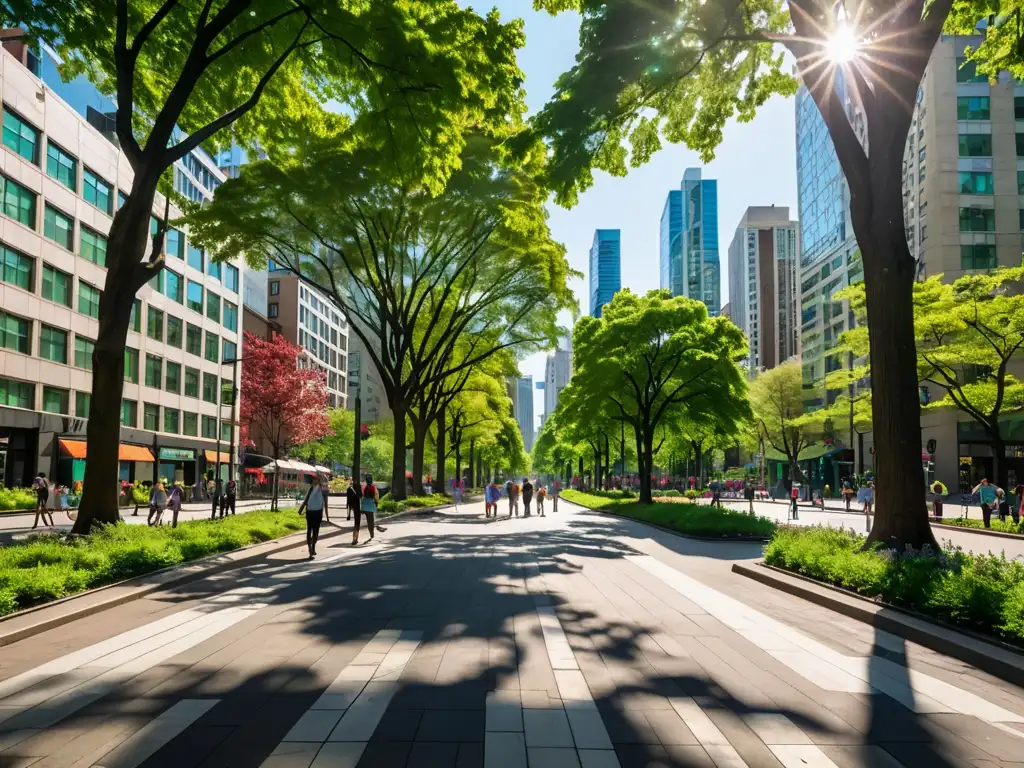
748,361 -> 823,487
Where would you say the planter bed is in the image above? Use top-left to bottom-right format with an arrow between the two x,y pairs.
930,516 -> 1024,536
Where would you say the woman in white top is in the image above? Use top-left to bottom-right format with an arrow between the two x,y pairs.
298,473 -> 330,558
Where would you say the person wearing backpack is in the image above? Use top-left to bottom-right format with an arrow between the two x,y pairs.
298,473 -> 330,558
31,473 -> 53,529
354,473 -> 380,546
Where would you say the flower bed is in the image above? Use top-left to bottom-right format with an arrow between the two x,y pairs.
0,511 -> 304,617
935,516 -> 1024,535
561,490 -> 776,539
763,525 -> 1024,644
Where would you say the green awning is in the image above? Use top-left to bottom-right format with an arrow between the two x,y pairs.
764,444 -> 844,463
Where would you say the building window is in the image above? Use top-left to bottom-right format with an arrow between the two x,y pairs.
78,282 -> 101,318
0,377 -> 34,409
166,315 -> 183,348
75,392 -> 91,419
1017,96 -> 1024,120
183,411 -> 198,436
1,243 -> 33,290
958,171 -> 994,195
221,377 -> 233,405
165,269 -> 183,304
143,403 -> 160,432
204,330 -> 219,363
268,302 -> 279,318
220,421 -> 232,442
961,243 -> 998,270
39,325 -> 67,364
185,367 -> 200,398
186,323 -> 202,356
130,299 -> 142,332
74,336 -> 94,370
270,280 -> 280,296
121,399 -> 137,427
205,290 -> 220,322
186,280 -> 203,313
208,256 -> 221,281
42,386 -> 69,414
957,96 -> 990,120
0,311 -> 30,353
42,264 -> 71,306
959,207 -> 995,232
1020,209 -> 1024,231
955,56 -> 987,83
124,347 -> 139,383
2,175 -> 36,228
145,354 -> 163,389
223,301 -> 238,332
43,204 -> 74,250
83,168 -> 113,215
80,226 -> 108,267
187,244 -> 203,272
148,268 -> 163,294
163,407 -> 179,434
958,134 -> 992,157
2,107 -> 39,164
46,142 -> 77,191
202,372 -> 218,403
165,361 -> 181,394
166,228 -> 184,259
146,306 -> 163,342
225,264 -> 239,293
202,415 -> 217,439
223,339 -> 237,362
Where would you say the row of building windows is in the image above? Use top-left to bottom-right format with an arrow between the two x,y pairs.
957,132 -> 1024,157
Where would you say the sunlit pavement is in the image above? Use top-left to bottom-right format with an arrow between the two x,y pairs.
1,500 -> 1022,768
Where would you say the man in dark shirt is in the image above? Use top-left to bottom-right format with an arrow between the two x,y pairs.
522,478 -> 534,517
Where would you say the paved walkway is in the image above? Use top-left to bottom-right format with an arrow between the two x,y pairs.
0,501 -> 1022,767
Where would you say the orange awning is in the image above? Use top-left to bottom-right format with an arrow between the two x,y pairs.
204,450 -> 232,463
58,440 -> 155,462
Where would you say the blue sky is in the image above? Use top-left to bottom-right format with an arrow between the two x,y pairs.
491,2 -> 800,434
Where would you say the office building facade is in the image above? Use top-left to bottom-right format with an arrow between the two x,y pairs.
516,375 -> 535,453
727,206 -> 800,375
347,330 -> 392,425
589,229 -> 621,318
661,169 -> 721,315
543,337 -> 572,421
659,190 -> 683,296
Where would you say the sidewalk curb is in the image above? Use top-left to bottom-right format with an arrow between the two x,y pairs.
731,561 -> 1024,688
0,503 -> 450,647
563,497 -> 772,543
929,519 -> 1024,540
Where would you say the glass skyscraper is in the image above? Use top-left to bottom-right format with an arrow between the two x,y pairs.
660,169 -> 720,315
589,229 -> 621,318
659,190 -> 682,296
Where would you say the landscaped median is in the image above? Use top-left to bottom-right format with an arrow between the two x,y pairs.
0,511 -> 305,618
560,489 -> 776,539
763,525 -> 1024,645
932,516 -> 1024,535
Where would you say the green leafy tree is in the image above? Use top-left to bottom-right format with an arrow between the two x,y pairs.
526,0 -> 983,545
6,0 -> 524,529
189,132 -> 576,499
748,361 -> 823,489
569,289 -> 749,503
294,408 -> 355,470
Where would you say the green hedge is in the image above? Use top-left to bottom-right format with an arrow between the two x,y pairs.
936,517 -> 1024,535
0,486 -> 39,511
0,511 -> 303,617
764,526 -> 1024,643
561,490 -> 776,538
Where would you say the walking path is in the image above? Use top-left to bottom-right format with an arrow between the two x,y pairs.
0,500 -> 1021,767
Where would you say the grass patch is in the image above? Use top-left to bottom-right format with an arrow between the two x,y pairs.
561,490 -> 776,538
936,517 -> 1024,535
764,525 -> 1024,644
0,510 -> 303,618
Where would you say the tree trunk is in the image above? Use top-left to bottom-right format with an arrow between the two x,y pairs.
435,410 -> 446,495
410,420 -> 426,498
454,442 -> 462,489
693,441 -> 704,487
991,433 -> 1005,490
468,438 -> 475,490
604,435 -> 610,489
391,401 -> 408,500
638,439 -> 654,504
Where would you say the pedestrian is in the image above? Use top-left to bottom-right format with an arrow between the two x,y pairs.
552,479 -> 560,512
536,484 -> 547,516
353,473 -> 379,546
223,478 -> 237,516
972,478 -> 998,528
997,488 -> 1011,523
454,476 -> 464,506
1013,482 -> 1024,524
510,480 -> 521,517
860,481 -> 874,531
31,473 -> 53,529
522,478 -> 534,517
148,481 -> 168,526
710,478 -> 721,508
485,481 -> 500,517
168,482 -> 184,528
790,484 -> 800,520
346,481 -> 359,521
744,481 -> 755,515
297,473 -> 329,557
842,476 -> 855,512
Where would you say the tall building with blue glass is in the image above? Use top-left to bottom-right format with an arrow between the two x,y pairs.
660,169 -> 720,316
589,229 -> 621,318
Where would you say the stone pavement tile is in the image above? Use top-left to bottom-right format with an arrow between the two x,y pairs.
613,691 -> 675,711
519,690 -> 562,710
642,709 -> 699,746
614,743 -> 672,768
856,695 -> 934,743
131,723 -> 234,768
196,692 -> 319,767
310,741 -> 367,768
328,682 -> 400,742
578,749 -> 621,768
406,741 -> 460,767
261,742 -> 320,768
597,705 -> 660,745
0,713 -> 112,757
925,714 -> 1024,762
704,745 -> 749,768
742,713 -> 813,746
484,729 -> 527,768
873,743 -> 974,768
523,708 -> 575,748
0,755 -> 40,767
371,708 -> 423,741
704,707 -> 785,768
664,745 -> 716,766
486,691 -> 523,732
416,709 -> 485,742
283,710 -> 345,742
528,746 -> 582,768
566,706 -> 614,749
456,741 -> 484,768
818,744 -> 907,768
355,741 -> 412,768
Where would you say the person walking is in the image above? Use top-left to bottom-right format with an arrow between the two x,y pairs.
1013,482 -> 1024,524
346,481 -> 359,521
485,481 -> 500,518
789,484 -> 800,521
510,480 -> 521,517
709,478 -> 721,508
454,476 -> 464,506
552,480 -> 560,512
297,473 -> 329,557
168,482 -> 184,528
860,480 -> 874,532
354,473 -> 379,545
522,478 -> 534,517
223,478 -> 237,516
536,484 -> 547,516
997,487 -> 1011,523
744,481 -> 755,515
843,477 -> 855,512
31,473 -> 53,529
972,478 -> 999,528
148,482 -> 168,526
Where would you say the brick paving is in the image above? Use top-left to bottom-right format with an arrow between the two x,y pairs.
0,501 -> 1022,767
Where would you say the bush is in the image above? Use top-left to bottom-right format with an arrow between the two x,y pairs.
664,489 -> 682,497
0,510 -> 304,617
938,517 -> 1024,535
0,486 -> 38,511
404,494 -> 449,509
764,525 -> 1024,644
378,499 -> 407,515
684,489 -> 701,500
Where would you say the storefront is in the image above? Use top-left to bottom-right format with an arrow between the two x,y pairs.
56,439 -> 155,485
957,417 -> 1024,490
0,427 -> 36,488
203,450 -> 232,483
158,447 -> 197,486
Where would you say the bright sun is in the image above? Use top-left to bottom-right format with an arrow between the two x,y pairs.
829,10 -> 861,64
